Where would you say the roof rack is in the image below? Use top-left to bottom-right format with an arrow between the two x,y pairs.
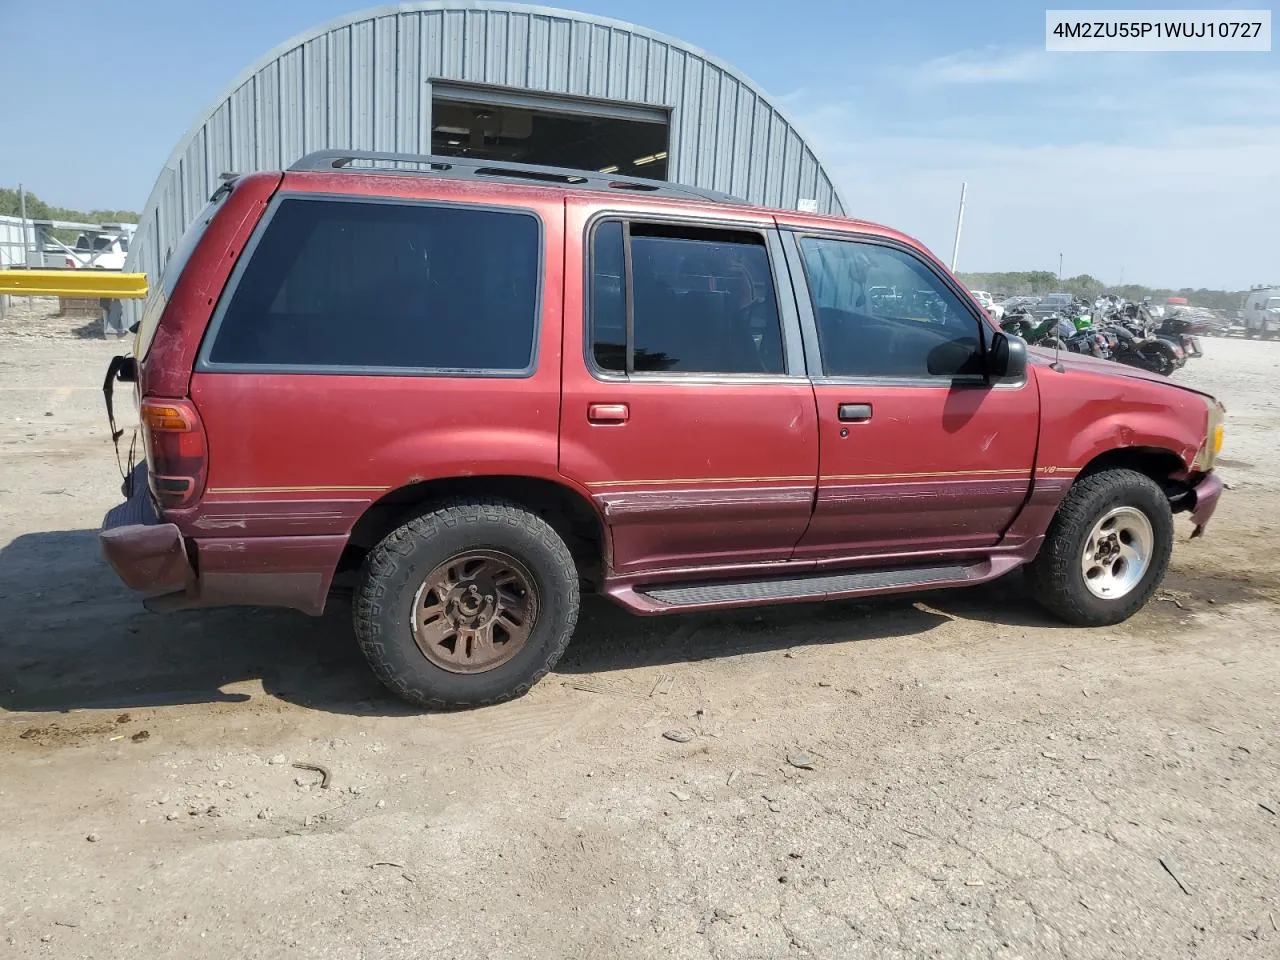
288,150 -> 746,206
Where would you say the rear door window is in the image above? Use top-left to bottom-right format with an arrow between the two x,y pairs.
590,220 -> 785,376
204,197 -> 541,374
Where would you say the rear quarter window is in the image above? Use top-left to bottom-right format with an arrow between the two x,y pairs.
202,197 -> 541,374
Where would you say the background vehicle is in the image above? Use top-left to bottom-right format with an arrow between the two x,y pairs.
969,289 -> 1004,320
1242,286 -> 1280,339
98,151 -> 1226,710
1033,293 -> 1073,318
61,226 -> 134,269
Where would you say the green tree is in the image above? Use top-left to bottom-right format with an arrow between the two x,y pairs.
955,270 -> 1247,312
0,187 -> 138,245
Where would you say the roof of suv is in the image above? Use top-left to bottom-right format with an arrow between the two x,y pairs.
279,150 -> 923,253
289,150 -> 747,206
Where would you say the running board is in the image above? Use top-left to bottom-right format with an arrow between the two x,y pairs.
636,562 -> 978,610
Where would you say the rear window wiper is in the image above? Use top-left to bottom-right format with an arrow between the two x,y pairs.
209,172 -> 241,203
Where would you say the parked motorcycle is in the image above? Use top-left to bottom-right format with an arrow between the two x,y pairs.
1083,301 -> 1180,376
1004,296 -> 1184,375
1098,315 -> 1181,375
1001,313 -> 1112,359
1158,311 -> 1207,361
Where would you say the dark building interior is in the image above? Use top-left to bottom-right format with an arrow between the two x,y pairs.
431,96 -> 669,179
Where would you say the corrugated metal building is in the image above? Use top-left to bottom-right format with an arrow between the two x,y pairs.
123,0 -> 845,330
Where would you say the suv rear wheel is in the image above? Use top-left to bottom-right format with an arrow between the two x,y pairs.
1027,469 -> 1174,626
354,500 -> 580,708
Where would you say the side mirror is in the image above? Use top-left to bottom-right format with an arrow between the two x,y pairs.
986,331 -> 1027,380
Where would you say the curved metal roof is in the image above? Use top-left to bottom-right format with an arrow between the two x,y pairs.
124,1 -> 846,322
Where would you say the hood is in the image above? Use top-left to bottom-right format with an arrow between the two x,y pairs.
1027,346 -> 1216,399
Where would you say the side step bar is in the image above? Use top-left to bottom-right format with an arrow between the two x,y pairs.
608,557 -> 1026,615
642,564 -> 972,607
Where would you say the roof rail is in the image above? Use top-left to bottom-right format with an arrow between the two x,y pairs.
288,150 -> 746,206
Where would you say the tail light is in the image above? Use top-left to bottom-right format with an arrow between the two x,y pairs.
139,398 -> 207,509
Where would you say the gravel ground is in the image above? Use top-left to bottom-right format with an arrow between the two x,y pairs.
0,323 -> 1277,960
0,296 -> 112,340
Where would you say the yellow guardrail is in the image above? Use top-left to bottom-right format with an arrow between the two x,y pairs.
0,269 -> 149,299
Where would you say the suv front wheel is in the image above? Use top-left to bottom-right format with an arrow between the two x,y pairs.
354,500 -> 580,708
1027,469 -> 1174,626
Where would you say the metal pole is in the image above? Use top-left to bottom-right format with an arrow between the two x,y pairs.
18,184 -> 30,262
1058,252 -> 1063,284
18,184 -> 32,308
949,181 -> 967,273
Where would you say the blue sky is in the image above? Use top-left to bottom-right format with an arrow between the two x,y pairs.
0,0 -> 1275,288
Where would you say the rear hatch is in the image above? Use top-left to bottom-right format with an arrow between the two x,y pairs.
103,173 -> 283,510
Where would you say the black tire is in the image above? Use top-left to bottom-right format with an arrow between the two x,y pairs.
1027,469 -> 1173,627
353,499 -> 580,709
1142,342 -> 1178,376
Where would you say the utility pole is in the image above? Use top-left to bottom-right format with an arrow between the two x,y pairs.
1058,252 -> 1063,285
949,181 -> 967,273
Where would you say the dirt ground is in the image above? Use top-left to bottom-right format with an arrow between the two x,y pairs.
1,308 -> 1278,959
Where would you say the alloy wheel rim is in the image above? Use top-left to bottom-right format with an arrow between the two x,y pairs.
411,550 -> 539,674
1081,506 -> 1154,600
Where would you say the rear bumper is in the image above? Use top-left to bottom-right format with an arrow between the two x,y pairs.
100,463 -> 346,615
1189,471 -> 1224,539
100,464 -> 193,594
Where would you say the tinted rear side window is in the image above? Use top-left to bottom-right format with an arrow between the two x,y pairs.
206,198 -> 540,372
589,221 -> 785,376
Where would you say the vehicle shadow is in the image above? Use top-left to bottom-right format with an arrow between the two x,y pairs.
559,594 -> 950,675
0,528 -> 1052,716
0,529 -> 393,717
915,573 -> 1070,630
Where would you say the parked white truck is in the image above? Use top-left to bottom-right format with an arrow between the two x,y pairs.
62,225 -> 134,270
1242,286 -> 1280,339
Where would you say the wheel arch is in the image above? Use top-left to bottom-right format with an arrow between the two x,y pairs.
342,475 -> 610,587
1075,445 -> 1195,511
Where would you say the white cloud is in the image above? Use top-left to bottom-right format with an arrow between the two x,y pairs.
803,126 -> 1280,289
914,47 -> 1052,84
786,51 -> 1280,289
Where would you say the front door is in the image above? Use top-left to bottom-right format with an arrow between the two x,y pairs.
783,231 -> 1039,560
558,200 -> 819,575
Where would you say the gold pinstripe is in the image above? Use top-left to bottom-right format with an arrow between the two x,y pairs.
824,468 -> 1027,481
208,468 -> 1079,495
587,476 -> 813,489
588,468 -> 1078,488
205,485 -> 387,495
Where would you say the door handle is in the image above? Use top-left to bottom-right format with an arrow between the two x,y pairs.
838,403 -> 873,423
587,402 -> 630,424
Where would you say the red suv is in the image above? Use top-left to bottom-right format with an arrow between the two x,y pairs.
101,151 -> 1225,708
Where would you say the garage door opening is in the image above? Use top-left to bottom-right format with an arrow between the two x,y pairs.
431,88 -> 669,180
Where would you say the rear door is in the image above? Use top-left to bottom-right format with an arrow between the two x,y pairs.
782,229 -> 1039,560
558,199 -> 819,574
